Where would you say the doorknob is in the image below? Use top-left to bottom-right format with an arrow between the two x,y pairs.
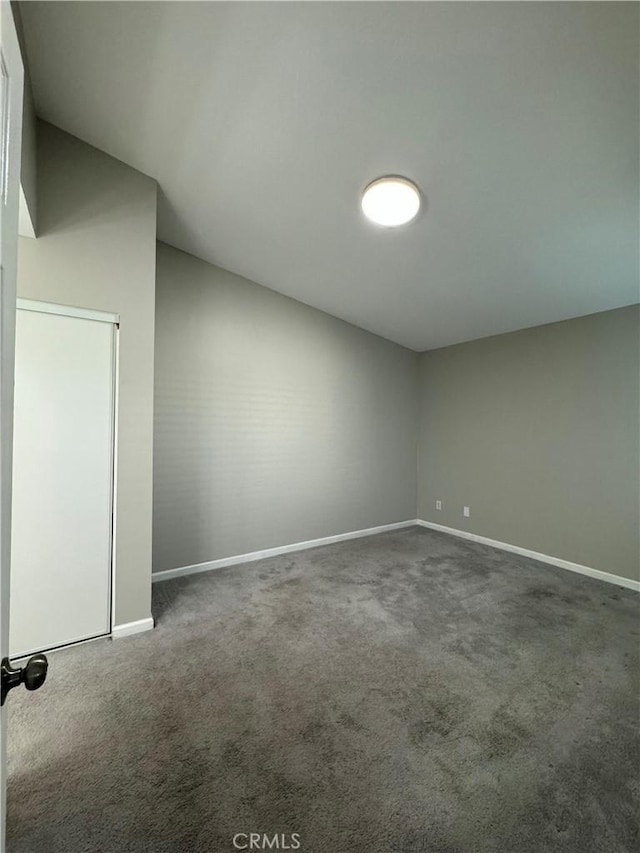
1,654 -> 48,706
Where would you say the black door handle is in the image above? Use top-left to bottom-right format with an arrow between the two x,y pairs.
1,654 -> 48,706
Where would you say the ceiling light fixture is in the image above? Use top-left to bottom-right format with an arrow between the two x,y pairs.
361,176 -> 421,227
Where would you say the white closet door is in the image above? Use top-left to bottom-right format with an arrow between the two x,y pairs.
10,307 -> 115,657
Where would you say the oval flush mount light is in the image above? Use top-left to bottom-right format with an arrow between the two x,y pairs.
361,176 -> 421,227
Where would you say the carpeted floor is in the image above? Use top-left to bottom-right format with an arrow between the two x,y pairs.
7,526 -> 639,852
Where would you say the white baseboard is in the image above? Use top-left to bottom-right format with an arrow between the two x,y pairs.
112,616 -> 155,639
152,520 -> 419,583
416,520 -> 640,592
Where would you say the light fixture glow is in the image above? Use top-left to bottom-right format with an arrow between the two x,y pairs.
361,176 -> 421,227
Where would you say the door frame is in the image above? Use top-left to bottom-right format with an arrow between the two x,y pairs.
0,4 -> 25,847
15,298 -> 120,651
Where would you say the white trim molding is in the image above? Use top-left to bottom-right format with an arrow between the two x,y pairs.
17,298 -> 119,325
109,325 -> 121,634
416,520 -> 639,592
112,617 -> 154,639
152,520 -> 419,583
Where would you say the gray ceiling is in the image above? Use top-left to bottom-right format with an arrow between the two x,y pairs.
19,2 -> 639,351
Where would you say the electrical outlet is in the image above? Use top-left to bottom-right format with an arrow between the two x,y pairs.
435,500 -> 442,511
463,506 -> 470,518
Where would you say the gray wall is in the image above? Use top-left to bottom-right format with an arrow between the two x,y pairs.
13,2 -> 37,235
17,122 -> 158,626
153,242 -> 417,573
417,306 -> 640,581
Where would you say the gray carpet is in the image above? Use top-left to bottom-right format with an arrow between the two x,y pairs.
7,527 -> 639,852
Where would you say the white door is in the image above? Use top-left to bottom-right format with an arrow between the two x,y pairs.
0,2 -> 23,850
10,304 -> 116,657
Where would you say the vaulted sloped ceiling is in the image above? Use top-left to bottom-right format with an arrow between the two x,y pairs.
19,2 -> 639,350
